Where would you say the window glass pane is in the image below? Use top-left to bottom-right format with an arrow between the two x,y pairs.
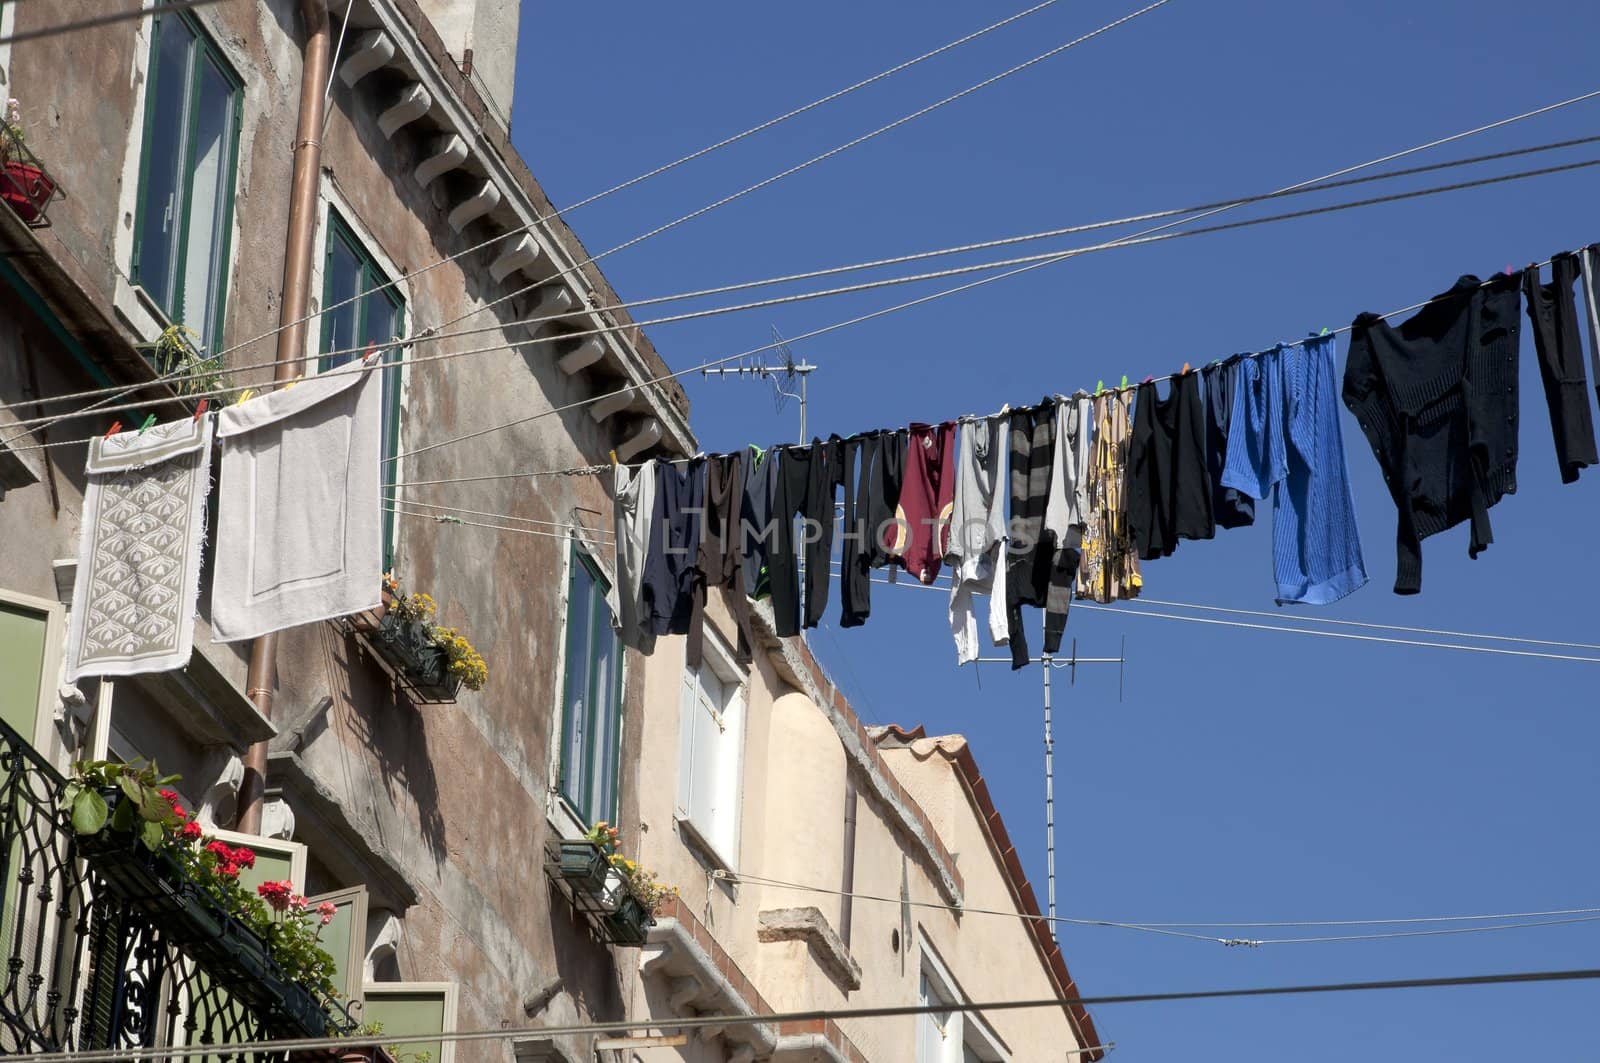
181,54 -> 233,350
560,559 -> 595,816
321,235 -> 361,369
587,604 -> 620,822
136,16 -> 194,313
0,600 -> 46,742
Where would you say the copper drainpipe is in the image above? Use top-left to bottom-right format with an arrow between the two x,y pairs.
237,0 -> 331,835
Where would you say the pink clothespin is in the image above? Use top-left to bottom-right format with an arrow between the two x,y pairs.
103,421 -> 122,439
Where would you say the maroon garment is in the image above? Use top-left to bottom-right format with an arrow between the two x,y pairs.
890,422 -> 956,584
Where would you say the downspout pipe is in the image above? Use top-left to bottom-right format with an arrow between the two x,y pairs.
237,0 -> 331,835
840,780 -> 858,947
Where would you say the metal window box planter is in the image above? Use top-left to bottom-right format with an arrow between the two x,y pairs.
600,896 -> 653,946
73,792 -> 332,1038
369,612 -> 462,703
553,839 -> 610,893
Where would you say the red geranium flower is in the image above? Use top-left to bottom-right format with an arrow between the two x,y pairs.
179,821 -> 203,841
257,879 -> 294,912
230,846 -> 255,869
218,862 -> 240,879
204,840 -> 232,860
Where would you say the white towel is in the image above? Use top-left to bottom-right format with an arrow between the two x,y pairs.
65,415 -> 214,681
211,365 -> 382,642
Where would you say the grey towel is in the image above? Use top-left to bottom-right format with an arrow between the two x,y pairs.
211,365 -> 382,642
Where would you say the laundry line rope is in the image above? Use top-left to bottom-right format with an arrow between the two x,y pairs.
9,108 -> 1600,457
11,125 -> 1600,428
202,0 -> 1071,369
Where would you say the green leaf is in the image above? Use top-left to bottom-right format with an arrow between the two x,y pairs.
138,819 -> 163,851
116,775 -> 142,804
70,790 -> 108,835
137,786 -> 168,822
110,795 -> 135,832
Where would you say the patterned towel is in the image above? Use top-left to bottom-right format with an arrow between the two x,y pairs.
210,364 -> 382,642
65,416 -> 214,681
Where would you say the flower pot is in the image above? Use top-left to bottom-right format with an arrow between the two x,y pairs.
374,612 -> 462,701
0,161 -> 53,223
598,868 -> 629,912
602,895 -> 653,946
555,840 -> 610,894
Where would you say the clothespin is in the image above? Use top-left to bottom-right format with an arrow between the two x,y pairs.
1095,380 -> 1103,396
103,421 -> 122,439
136,414 -> 157,435
1319,327 -> 1331,336
1181,362 -> 1190,375
1504,264 -> 1515,276
282,374 -> 302,391
608,449 -> 618,467
1119,374 -> 1128,390
192,398 -> 209,421
234,388 -> 255,406
1141,375 -> 1154,385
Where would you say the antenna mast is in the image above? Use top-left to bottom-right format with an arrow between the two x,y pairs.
700,326 -> 818,445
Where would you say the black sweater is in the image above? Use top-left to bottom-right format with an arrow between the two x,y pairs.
1342,274 -> 1521,594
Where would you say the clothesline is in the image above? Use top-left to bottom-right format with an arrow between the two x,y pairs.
4,131 -> 1599,435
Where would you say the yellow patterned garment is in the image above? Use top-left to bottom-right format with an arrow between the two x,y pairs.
1076,390 -> 1143,603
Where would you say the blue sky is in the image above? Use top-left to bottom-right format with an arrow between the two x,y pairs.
514,2 -> 1600,1058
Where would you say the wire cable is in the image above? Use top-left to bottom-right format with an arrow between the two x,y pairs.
9,152 -> 1600,455
1132,597 -> 1600,652
10,126 -> 1600,425
204,0 -> 1069,368
831,566 -> 1600,665
8,968 -> 1600,1063
0,0 -> 226,47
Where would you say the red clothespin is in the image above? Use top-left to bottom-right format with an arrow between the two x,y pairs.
103,421 -> 122,439
192,398 -> 209,421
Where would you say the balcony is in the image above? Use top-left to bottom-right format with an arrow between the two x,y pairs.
0,119 -> 61,228
0,717 -> 354,1053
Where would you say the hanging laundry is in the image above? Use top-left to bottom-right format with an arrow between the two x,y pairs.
612,460 -> 658,653
1076,390 -> 1142,604
65,416 -> 214,680
212,365 -> 382,642
1577,245 -> 1600,407
1522,254 -> 1598,483
838,430 -> 905,628
740,444 -> 776,599
686,451 -> 751,667
890,422 -> 956,584
1040,392 -> 1093,654
1343,273 -> 1521,594
1004,402 -> 1074,669
642,458 -> 705,637
1201,357 -> 1256,529
769,437 -> 843,637
945,413 -> 1010,664
1126,372 -> 1214,560
1221,337 -> 1367,605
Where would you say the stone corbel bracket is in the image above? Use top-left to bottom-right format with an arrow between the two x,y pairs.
639,919 -> 778,1059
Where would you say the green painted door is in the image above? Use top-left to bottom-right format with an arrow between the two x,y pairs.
0,599 -> 47,744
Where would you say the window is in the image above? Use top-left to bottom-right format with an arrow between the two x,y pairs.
676,644 -> 745,869
319,211 -> 406,568
557,546 -> 623,827
132,11 -> 241,354
0,590 -> 61,747
917,946 -> 1006,1062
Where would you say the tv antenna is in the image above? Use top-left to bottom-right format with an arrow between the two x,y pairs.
975,635 -> 1127,927
701,327 -> 818,444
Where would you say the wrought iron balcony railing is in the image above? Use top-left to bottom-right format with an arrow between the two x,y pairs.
0,120 -> 61,228
0,718 -> 348,1055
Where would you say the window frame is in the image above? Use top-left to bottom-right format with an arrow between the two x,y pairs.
0,586 -> 64,754
555,543 -> 624,829
316,208 -> 407,569
675,631 -> 747,871
129,8 -> 243,354
917,935 -> 1008,1063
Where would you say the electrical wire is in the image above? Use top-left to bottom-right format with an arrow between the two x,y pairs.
9,125 -> 1600,426
831,566 -> 1600,665
7,967 -> 1600,1063
0,0 -> 226,47
1132,597 -> 1600,652
724,869 -> 1600,947
422,0 -> 1181,343
203,0 -> 1075,368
